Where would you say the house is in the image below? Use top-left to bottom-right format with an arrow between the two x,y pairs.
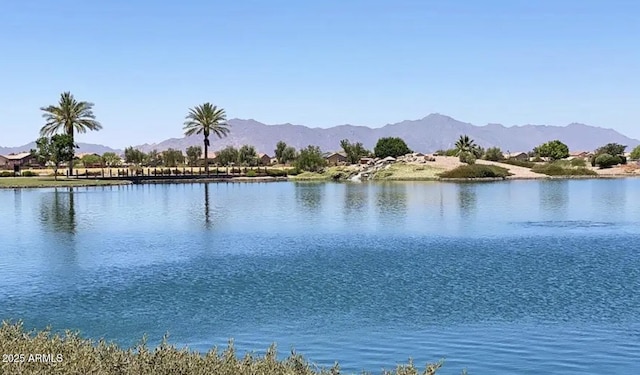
325,152 -> 348,166
0,152 -> 36,169
257,153 -> 271,166
504,152 -> 529,161
569,151 -> 591,159
200,151 -> 218,164
0,155 -> 8,169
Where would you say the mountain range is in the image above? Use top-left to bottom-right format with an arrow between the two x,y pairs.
2,114 -> 638,155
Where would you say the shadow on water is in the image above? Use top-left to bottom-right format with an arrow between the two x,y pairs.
457,183 -> 477,218
294,182 -> 325,213
375,183 -> 407,225
539,180 -> 569,218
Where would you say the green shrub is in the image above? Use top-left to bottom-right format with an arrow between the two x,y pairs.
594,153 -> 619,169
0,171 -> 14,177
435,149 -> 458,157
172,169 -> 183,175
483,147 -> 504,161
246,170 -> 257,177
570,158 -> 587,167
439,164 -> 511,178
500,159 -> 535,168
531,163 -> 597,176
284,168 -> 300,176
266,169 -> 287,177
20,171 -> 38,177
0,321 -> 450,375
458,151 -> 476,165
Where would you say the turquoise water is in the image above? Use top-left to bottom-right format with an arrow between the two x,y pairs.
1,180 -> 639,374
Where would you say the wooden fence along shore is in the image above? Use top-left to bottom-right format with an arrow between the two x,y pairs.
4,166 -> 288,182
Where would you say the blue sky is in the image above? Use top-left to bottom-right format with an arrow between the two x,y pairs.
1,0 -> 638,148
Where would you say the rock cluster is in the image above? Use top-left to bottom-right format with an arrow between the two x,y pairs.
395,153 -> 437,163
350,153 -> 437,181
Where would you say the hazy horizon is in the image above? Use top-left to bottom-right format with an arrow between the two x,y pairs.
1,0 -> 638,148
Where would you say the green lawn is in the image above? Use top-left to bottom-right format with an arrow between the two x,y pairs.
371,163 -> 444,180
0,177 -> 131,188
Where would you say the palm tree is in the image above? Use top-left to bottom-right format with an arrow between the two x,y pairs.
455,134 -> 476,156
40,92 -> 102,176
183,103 -> 230,175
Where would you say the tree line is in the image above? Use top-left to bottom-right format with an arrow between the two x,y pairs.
28,91 -> 640,178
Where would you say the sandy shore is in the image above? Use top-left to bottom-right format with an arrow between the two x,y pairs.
411,156 -> 640,179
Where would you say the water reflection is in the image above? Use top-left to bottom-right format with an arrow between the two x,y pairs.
204,183 -> 211,229
295,183 -> 324,212
38,188 -> 78,269
344,183 -> 367,214
592,179 -> 626,215
375,183 -> 407,225
539,180 -> 569,218
39,188 -> 77,234
457,184 -> 477,218
13,189 -> 22,225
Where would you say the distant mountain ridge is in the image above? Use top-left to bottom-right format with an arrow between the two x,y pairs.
0,142 -> 121,156
2,114 -> 638,155
135,114 -> 639,154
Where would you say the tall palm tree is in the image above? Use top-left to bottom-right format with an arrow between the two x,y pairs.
183,103 -> 230,175
455,134 -> 476,156
40,92 -> 102,176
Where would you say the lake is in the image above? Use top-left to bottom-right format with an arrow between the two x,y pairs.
1,180 -> 639,374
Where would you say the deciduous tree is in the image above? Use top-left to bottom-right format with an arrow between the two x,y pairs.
373,137 -> 412,158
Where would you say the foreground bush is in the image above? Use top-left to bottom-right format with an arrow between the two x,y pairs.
439,164 -> 511,178
531,163 -> 597,176
0,322 -> 452,375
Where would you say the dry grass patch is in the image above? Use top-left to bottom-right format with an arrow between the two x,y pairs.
372,163 -> 444,181
0,321 -> 456,375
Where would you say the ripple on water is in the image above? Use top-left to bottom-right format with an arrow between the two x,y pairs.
1,182 -> 640,374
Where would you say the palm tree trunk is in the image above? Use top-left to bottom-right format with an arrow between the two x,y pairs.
204,136 -> 209,176
68,130 -> 74,178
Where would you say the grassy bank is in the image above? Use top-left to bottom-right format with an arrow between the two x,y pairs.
531,163 -> 597,176
288,166 -> 359,181
371,164 -> 444,181
439,164 -> 512,179
0,177 -> 130,188
0,322 -> 453,375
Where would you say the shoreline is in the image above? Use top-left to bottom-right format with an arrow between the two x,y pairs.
2,171 -> 640,189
